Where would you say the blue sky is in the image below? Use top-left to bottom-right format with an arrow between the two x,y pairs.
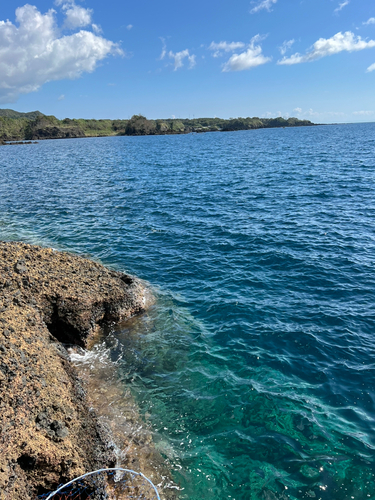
0,0 -> 374,122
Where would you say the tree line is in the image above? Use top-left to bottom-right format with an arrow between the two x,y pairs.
0,109 -> 315,142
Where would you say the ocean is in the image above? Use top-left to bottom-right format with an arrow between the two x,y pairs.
0,123 -> 374,500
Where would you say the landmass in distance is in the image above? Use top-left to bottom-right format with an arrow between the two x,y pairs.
0,109 -> 315,143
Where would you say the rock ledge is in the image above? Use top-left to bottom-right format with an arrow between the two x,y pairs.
0,241 -> 146,499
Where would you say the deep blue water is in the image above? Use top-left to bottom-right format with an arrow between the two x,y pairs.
1,124 -> 375,500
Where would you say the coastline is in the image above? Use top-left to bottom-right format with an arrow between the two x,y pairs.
0,241 -> 174,499
0,110 -> 315,143
0,123 -> 321,146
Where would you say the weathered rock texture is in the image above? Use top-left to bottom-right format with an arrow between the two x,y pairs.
0,241 -> 146,499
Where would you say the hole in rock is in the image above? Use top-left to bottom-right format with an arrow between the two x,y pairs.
17,454 -> 36,471
46,305 -> 85,347
121,275 -> 134,286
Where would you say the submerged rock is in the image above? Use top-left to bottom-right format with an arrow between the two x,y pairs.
0,241 -> 146,499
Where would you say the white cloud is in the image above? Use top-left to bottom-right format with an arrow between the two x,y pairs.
169,49 -> 196,70
290,108 -> 345,118
208,41 -> 245,57
91,23 -> 102,34
160,38 -> 196,70
279,39 -> 295,55
222,35 -> 271,71
58,94 -> 65,100
126,24 -> 133,30
250,0 -> 277,14
363,18 -> 375,25
367,62 -> 375,72
353,110 -> 374,115
334,0 -> 349,13
0,4 -> 122,103
159,37 -> 167,60
188,54 -> 197,68
278,31 -> 375,65
264,111 -> 289,118
61,1 -> 92,29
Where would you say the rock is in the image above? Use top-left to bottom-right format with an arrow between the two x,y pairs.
0,241 -> 147,499
26,126 -> 85,140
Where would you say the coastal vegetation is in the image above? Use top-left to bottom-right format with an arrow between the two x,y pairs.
0,108 -> 315,142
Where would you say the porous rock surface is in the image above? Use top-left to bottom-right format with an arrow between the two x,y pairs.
0,241 -> 146,499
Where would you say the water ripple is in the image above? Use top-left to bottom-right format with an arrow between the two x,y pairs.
1,124 -> 375,499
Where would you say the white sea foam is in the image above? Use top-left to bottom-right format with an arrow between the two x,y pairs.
68,344 -> 112,368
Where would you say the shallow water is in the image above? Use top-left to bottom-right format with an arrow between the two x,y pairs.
1,124 -> 375,499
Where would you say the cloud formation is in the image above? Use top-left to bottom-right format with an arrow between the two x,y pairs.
0,4 -> 122,103
91,23 -> 102,34
159,39 -> 196,70
363,18 -> 375,25
279,39 -> 295,55
334,1 -> 349,14
278,31 -> 375,65
209,41 -> 245,57
159,38 -> 167,60
61,1 -> 92,29
290,107 -> 345,118
222,35 -> 271,71
250,0 -> 277,14
367,62 -> 375,72
168,49 -> 196,70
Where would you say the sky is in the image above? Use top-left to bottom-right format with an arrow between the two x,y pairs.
0,0 -> 374,123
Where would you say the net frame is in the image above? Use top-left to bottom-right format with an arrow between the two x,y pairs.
42,467 -> 161,500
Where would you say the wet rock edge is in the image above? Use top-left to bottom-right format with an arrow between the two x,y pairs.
0,241 -> 146,499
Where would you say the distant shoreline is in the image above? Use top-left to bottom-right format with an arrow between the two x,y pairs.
0,109 -> 316,142
1,126 -> 321,146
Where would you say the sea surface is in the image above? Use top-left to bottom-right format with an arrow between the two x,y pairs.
1,124 -> 375,500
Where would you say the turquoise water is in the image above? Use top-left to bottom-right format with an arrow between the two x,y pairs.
1,124 -> 375,499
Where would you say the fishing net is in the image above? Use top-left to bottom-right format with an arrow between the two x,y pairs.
38,468 -> 161,500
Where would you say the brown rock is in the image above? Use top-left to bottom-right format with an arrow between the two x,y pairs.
0,241 -> 147,499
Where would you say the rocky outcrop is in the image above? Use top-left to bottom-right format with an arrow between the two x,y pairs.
0,242 -> 146,499
25,126 -> 85,140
